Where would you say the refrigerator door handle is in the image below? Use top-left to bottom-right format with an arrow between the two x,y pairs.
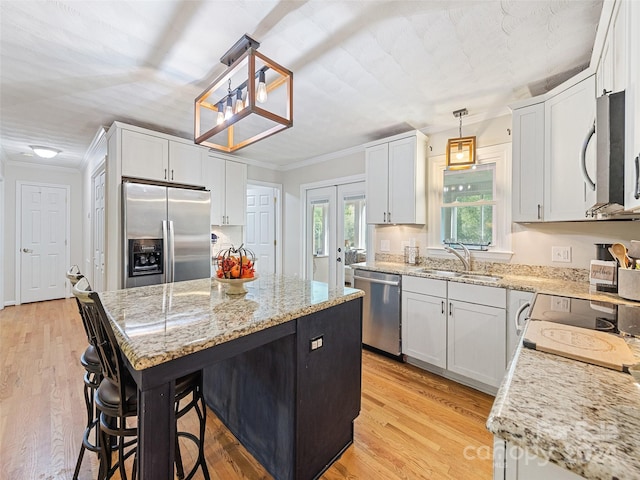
162,220 -> 169,283
169,220 -> 176,283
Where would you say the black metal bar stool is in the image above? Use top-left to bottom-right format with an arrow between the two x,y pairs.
67,265 -> 103,480
72,277 -> 210,480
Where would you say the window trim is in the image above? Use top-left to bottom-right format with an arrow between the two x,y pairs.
427,143 -> 513,261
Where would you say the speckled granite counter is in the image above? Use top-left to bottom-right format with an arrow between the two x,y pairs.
99,274 -> 363,370
351,261 -> 640,305
487,327 -> 640,479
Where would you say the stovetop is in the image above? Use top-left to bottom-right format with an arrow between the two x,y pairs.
528,293 -> 640,337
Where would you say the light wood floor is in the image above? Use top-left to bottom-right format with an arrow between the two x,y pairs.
0,298 -> 494,479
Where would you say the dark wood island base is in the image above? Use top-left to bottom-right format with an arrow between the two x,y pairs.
203,298 -> 363,480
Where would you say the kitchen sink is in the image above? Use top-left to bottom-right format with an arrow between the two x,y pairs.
421,269 -> 463,277
458,273 -> 503,282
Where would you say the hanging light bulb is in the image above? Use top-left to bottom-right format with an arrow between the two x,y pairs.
224,96 -> 233,120
456,142 -> 464,160
256,69 -> 267,103
234,88 -> 244,114
216,101 -> 225,125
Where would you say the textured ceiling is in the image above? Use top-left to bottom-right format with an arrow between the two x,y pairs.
0,0 -> 603,170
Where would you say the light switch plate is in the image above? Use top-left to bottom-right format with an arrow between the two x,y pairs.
380,240 -> 390,252
551,246 -> 571,263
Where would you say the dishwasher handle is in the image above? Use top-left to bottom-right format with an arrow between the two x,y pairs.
353,275 -> 400,287
514,301 -> 531,336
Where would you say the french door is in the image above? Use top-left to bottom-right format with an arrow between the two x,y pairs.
305,181 -> 366,289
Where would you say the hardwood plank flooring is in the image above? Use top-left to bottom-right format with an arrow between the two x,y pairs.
0,299 -> 494,479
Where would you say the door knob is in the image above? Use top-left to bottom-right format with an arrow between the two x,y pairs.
22,248 -> 33,253
337,257 -> 342,263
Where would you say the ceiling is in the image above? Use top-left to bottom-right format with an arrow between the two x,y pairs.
0,0 -> 603,171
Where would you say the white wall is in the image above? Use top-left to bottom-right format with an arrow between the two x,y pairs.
3,162 -> 83,304
281,149 -> 365,276
0,151 -> 5,309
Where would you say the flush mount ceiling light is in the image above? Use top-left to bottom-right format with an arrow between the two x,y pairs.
29,145 -> 61,159
195,34 -> 293,153
446,108 -> 476,170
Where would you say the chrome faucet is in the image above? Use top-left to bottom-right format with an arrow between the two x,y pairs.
444,243 -> 471,272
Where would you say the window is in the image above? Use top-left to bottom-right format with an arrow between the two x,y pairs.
312,200 -> 329,255
343,194 -> 366,250
427,143 -> 512,258
441,164 -> 495,248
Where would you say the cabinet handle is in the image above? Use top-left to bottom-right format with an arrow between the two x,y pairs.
388,211 -> 391,223
441,300 -> 445,314
171,169 -> 174,181
537,204 -> 541,220
449,302 -> 453,316
383,212 -> 386,222
635,155 -> 640,200
164,168 -> 167,180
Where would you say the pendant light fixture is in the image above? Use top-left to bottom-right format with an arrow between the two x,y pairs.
446,108 -> 476,170
195,34 -> 293,153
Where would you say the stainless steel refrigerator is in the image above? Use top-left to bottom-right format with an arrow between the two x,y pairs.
123,181 -> 211,288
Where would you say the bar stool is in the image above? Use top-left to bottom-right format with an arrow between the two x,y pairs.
66,265 -> 103,480
72,278 -> 210,480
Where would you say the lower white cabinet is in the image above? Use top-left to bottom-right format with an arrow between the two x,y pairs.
447,299 -> 506,388
402,276 -> 507,390
402,290 -> 447,368
494,439 -> 583,480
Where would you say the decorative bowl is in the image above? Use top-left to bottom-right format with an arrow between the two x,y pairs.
214,274 -> 258,295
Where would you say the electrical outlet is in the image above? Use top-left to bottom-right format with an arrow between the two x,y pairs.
551,246 -> 571,263
380,240 -> 390,252
310,335 -> 324,351
551,296 -> 571,312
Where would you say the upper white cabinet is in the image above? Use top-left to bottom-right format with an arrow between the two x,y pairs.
204,156 -> 247,226
544,74 -> 596,221
625,0 -> 640,210
596,1 -> 627,96
120,128 -> 206,186
511,74 -> 596,222
365,131 -> 427,224
512,103 -> 545,221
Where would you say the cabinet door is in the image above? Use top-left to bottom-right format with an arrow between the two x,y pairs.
625,0 -> 640,211
544,75 -> 595,221
388,136 -> 422,224
512,103 -> 545,221
223,160 -> 247,225
168,142 -> 205,186
504,443 -> 583,480
365,143 -> 389,224
447,300 -> 506,388
402,291 -> 447,368
204,156 -> 226,226
121,129 -> 168,181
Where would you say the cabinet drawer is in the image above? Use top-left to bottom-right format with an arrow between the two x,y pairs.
448,282 -> 506,308
402,275 -> 447,297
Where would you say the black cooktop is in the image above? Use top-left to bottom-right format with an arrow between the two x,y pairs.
528,293 -> 640,337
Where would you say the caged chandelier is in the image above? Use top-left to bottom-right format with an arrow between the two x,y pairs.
194,34 -> 293,153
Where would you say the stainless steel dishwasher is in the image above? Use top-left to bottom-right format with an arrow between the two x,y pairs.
353,269 -> 401,356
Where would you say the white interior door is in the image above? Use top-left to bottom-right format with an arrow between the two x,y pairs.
305,181 -> 366,289
246,185 -> 276,275
92,168 -> 106,292
19,183 -> 68,303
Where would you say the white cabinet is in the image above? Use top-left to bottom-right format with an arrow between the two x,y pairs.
402,277 -> 447,368
120,128 -> 205,186
511,103 -> 545,221
511,75 -> 596,222
402,276 -> 507,390
447,282 -> 506,389
596,1 -> 627,96
544,74 -> 596,221
365,132 -> 427,224
204,156 -> 247,226
625,0 -> 640,210
494,439 -> 583,480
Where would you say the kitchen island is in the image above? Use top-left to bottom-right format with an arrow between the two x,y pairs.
99,275 -> 364,480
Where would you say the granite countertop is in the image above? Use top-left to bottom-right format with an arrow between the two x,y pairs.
351,261 -> 640,305
99,275 -> 363,370
487,328 -> 640,479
